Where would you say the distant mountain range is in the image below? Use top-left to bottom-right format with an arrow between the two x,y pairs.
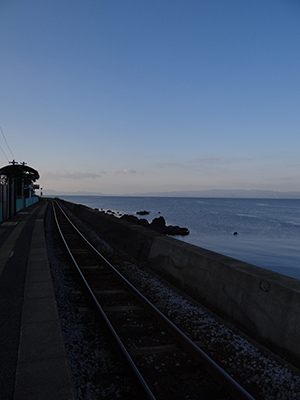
44,188 -> 300,199
134,189 -> 300,198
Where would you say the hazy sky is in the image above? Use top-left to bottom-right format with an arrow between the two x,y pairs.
1,0 -> 300,195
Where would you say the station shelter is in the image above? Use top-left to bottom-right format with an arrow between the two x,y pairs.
0,162 -> 40,222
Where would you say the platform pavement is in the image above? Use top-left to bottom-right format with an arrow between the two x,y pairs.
0,200 -> 77,400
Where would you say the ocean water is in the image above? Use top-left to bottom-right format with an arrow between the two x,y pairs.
59,196 -> 300,280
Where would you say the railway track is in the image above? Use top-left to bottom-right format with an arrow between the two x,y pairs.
52,200 -> 255,400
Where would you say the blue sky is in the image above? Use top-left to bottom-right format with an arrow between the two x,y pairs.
1,0 -> 300,195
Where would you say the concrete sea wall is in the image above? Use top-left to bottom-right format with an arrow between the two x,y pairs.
61,199 -> 300,365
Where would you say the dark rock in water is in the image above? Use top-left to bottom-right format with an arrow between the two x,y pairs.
136,210 -> 150,215
139,218 -> 150,228
120,214 -> 189,236
151,217 -> 189,236
166,225 -> 190,236
151,216 -> 166,230
233,232 -> 238,235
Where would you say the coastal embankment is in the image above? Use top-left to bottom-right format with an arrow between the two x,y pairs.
61,198 -> 300,366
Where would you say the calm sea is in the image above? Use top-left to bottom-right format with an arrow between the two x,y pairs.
58,196 -> 300,280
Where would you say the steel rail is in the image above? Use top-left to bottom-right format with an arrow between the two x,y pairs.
52,201 -> 156,400
53,200 -> 256,400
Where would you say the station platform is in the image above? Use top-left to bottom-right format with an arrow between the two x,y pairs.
0,200 -> 77,400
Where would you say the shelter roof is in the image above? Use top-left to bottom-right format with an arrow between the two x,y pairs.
0,163 -> 40,181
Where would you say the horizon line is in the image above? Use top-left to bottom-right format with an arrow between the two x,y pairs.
43,188 -> 300,199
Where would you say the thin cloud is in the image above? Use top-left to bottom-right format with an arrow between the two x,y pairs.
111,168 -> 136,175
42,171 -> 102,180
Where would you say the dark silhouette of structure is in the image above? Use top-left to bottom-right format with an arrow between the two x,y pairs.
0,161 -> 40,221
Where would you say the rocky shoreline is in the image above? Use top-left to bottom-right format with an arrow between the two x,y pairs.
121,214 -> 190,236
94,206 -> 190,236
